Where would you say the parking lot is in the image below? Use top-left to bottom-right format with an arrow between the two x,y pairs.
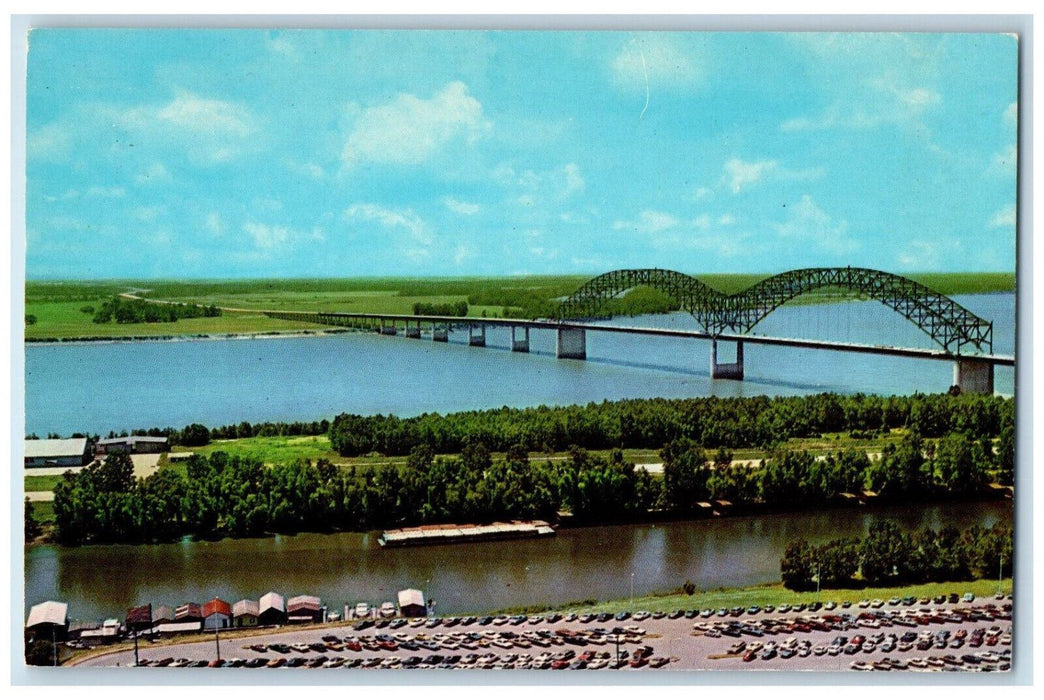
72,594 -> 1012,673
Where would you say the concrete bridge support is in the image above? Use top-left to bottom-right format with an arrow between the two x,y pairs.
711,339 -> 744,380
404,320 -> 421,339
953,358 -> 994,395
512,326 -> 530,353
468,323 -> 486,347
432,323 -> 449,343
379,319 -> 397,336
556,327 -> 587,359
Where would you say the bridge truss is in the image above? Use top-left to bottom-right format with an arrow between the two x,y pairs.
553,267 -> 993,355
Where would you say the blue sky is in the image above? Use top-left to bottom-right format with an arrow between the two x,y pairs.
24,30 -> 1018,279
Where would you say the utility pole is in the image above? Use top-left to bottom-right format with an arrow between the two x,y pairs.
630,572 -> 634,608
215,625 -> 221,661
816,562 -> 821,601
998,556 -> 1004,595
51,625 -> 57,667
133,628 -> 139,667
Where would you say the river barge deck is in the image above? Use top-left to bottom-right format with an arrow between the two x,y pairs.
378,520 -> 555,548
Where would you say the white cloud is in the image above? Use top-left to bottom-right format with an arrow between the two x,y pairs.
342,81 -> 490,167
897,240 -> 943,269
722,158 -> 778,194
344,203 -> 433,247
771,195 -> 855,255
85,186 -> 126,198
611,35 -> 702,90
443,197 -> 480,216
27,122 -> 72,162
612,210 -> 680,234
989,205 -> 1016,229
694,187 -> 714,200
206,212 -> 225,235
244,222 -> 291,250
494,162 -> 585,206
1003,101 -> 1018,125
782,79 -> 940,134
156,90 -> 257,137
990,145 -> 1017,175
717,214 -> 736,226
136,162 -> 170,185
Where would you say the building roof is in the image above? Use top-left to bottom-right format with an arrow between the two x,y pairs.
97,435 -> 168,446
259,592 -> 285,613
233,599 -> 259,618
26,601 -> 69,628
126,604 -> 152,626
202,598 -> 232,618
24,438 -> 88,459
287,595 -> 321,612
175,602 -> 202,619
398,589 -> 425,608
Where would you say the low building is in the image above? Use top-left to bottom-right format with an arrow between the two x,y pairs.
126,604 -> 153,633
397,589 -> 426,618
232,599 -> 259,628
24,438 -> 92,468
202,598 -> 232,630
287,594 -> 322,624
174,602 -> 203,624
258,592 -> 286,626
96,435 -> 168,454
153,621 -> 202,636
26,600 -> 69,642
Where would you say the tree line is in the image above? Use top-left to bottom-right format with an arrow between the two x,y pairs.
780,519 -> 1012,591
50,420 -> 1010,547
412,301 -> 469,316
328,392 -> 1012,458
92,296 -> 220,324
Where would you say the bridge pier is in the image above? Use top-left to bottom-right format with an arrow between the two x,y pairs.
953,358 -> 994,395
379,319 -> 397,336
432,323 -> 449,342
511,326 -> 530,353
711,339 -> 744,380
556,327 -> 586,359
468,323 -> 486,347
404,320 -> 421,339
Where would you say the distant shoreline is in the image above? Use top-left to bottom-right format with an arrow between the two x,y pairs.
24,328 -> 358,347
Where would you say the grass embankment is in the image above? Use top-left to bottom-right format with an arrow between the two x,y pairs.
24,273 -> 1014,341
516,578 -> 1013,617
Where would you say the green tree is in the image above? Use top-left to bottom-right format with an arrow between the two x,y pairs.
780,539 -> 815,591
996,424 -> 1015,485
934,432 -> 988,493
25,497 -> 42,542
25,639 -> 56,666
860,519 -> 915,584
660,438 -> 710,510
25,314 -> 37,325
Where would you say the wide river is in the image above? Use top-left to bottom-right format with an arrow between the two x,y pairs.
23,293 -> 1016,621
24,294 -> 1014,437
26,501 -> 1012,621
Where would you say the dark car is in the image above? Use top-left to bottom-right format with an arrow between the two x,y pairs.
615,611 -> 630,621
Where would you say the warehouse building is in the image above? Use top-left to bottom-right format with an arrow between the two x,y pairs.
24,438 -> 92,468
25,601 -> 69,642
96,435 -> 168,454
287,595 -> 323,624
258,592 -> 286,626
202,598 -> 232,629
232,599 -> 259,628
398,589 -> 427,618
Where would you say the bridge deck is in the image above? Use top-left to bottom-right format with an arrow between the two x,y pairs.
272,311 -> 1014,366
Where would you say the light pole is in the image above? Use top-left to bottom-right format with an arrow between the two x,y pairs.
816,562 -> 821,602
998,556 -> 1004,595
630,572 -> 635,608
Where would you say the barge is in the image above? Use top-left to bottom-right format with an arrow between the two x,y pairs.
378,520 -> 555,548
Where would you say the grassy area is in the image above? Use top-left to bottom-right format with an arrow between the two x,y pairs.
31,500 -> 55,524
529,578 -> 1013,617
24,272 -> 1014,340
185,435 -> 344,465
24,475 -> 65,492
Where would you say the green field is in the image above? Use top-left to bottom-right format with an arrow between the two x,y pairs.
520,577 -> 1013,617
24,272 -> 1015,340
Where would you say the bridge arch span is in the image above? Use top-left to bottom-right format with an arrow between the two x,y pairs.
554,267 -> 993,354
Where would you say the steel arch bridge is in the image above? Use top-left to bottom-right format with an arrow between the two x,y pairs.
553,267 -> 993,354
